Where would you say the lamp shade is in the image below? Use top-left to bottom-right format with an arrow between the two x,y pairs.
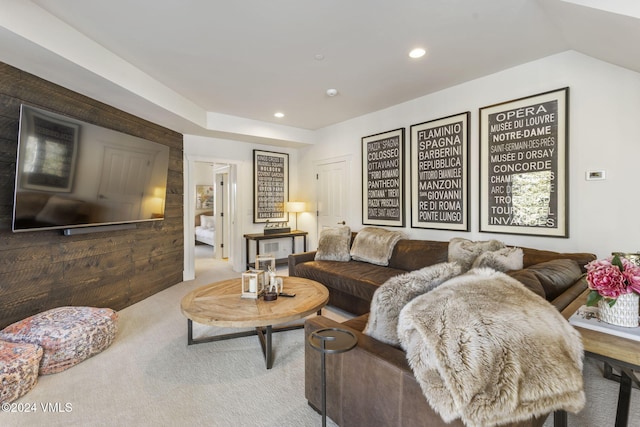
286,201 -> 306,213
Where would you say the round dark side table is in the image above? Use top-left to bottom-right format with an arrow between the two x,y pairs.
309,327 -> 358,427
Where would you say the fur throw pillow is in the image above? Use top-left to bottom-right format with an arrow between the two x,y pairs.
350,227 -> 406,266
448,237 -> 505,272
314,226 -> 351,261
471,247 -> 523,272
364,262 -> 461,346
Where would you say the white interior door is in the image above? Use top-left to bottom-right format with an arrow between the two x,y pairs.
316,159 -> 348,233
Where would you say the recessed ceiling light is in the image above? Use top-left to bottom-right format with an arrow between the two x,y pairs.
326,88 -> 338,97
409,48 -> 426,59
314,53 -> 325,61
274,112 -> 285,118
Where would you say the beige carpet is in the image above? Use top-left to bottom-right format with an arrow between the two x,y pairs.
5,246 -> 640,426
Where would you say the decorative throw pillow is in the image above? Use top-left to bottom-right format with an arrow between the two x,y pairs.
448,237 -> 505,272
314,226 -> 351,262
350,227 -> 406,266
472,247 -> 524,272
200,215 -> 215,229
364,261 -> 461,346
525,259 -> 582,301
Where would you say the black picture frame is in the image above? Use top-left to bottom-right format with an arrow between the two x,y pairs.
253,149 -> 289,223
410,112 -> 469,231
479,87 -> 569,237
361,128 -> 405,227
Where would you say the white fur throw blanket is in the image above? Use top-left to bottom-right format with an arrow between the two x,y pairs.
397,268 -> 585,427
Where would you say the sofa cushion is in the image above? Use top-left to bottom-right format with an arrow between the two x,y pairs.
294,260 -> 405,302
471,247 -> 524,272
525,259 -> 583,301
387,240 -> 449,272
350,227 -> 406,266
364,262 -> 461,346
506,269 -> 546,299
522,248 -> 595,272
448,237 -> 505,272
315,226 -> 351,262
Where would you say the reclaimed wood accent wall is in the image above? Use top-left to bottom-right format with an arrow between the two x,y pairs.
0,62 -> 184,328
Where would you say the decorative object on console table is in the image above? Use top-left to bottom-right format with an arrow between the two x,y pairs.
286,201 -> 306,231
263,221 -> 291,235
585,254 -> 640,327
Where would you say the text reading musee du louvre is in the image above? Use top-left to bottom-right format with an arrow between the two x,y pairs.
488,101 -> 558,228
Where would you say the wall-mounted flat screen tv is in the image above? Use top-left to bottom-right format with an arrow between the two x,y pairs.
12,104 -> 170,233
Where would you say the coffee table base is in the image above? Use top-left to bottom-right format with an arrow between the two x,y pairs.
187,319 -> 303,369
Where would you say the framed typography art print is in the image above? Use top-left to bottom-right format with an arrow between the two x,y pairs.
361,128 -> 405,227
479,87 -> 568,237
410,112 -> 469,231
253,149 -> 289,223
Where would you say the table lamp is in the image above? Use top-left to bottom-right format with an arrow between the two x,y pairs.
286,201 -> 306,231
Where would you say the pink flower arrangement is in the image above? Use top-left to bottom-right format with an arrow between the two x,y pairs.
586,255 -> 640,307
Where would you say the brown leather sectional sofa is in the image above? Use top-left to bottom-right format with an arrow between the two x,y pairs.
289,237 -> 596,427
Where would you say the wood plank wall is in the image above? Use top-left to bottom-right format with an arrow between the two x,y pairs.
0,62 -> 184,328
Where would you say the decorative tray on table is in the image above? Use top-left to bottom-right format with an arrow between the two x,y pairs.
569,305 -> 640,342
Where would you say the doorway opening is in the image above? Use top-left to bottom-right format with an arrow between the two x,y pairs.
184,157 -> 239,281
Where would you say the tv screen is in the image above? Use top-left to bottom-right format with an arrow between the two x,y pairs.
13,104 -> 170,232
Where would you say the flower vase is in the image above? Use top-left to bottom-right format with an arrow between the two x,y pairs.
598,292 -> 640,327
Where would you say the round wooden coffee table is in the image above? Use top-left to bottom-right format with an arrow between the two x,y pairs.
181,276 -> 329,369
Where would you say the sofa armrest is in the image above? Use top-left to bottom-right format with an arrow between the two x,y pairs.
305,315 -> 428,426
551,276 -> 588,312
288,251 -> 316,276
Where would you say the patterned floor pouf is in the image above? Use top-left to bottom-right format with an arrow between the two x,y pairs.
0,306 -> 118,375
0,340 -> 43,402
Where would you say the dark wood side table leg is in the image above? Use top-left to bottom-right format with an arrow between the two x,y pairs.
615,369 -> 633,427
303,235 -> 307,251
554,410 -> 567,427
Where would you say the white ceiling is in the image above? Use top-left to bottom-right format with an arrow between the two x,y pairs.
1,0 -> 639,146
